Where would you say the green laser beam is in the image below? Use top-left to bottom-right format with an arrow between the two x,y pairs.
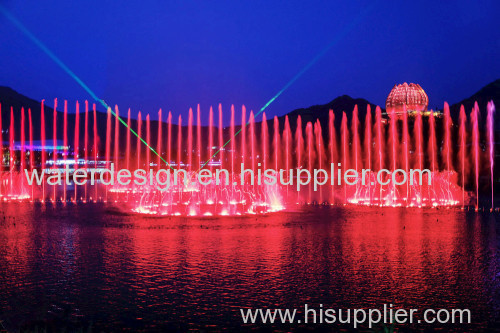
199,2 -> 376,171
0,4 -> 174,171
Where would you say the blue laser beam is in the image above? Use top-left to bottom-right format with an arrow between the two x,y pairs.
1,2 -> 376,173
0,4 -> 174,171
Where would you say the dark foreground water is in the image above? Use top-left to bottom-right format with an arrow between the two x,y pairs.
0,203 -> 498,332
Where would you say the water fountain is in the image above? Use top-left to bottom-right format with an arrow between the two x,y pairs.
487,101 -> 496,211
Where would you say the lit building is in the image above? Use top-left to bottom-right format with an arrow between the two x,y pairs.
386,82 -> 431,117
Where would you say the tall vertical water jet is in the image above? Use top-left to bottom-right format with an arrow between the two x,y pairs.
459,105 -> 467,208
295,115 -> 304,202
241,106 -> 246,171
352,105 -> 360,171
209,107 -> 213,173
177,115 -> 182,171
20,107 -> 25,194
114,106 -> 119,172
364,106 -> 372,173
389,108 -> 397,172
249,111 -> 255,177
414,108 -> 423,170
74,102 -> 80,201
443,103 -> 452,173
157,109 -> 162,170
274,115 -> 281,200
230,105 -> 235,175
428,111 -> 437,176
167,112 -> 172,168
146,114 -> 150,170
63,101 -> 68,202
402,104 -> 409,203
93,104 -> 98,200
273,116 -> 280,172
261,113 -> 268,172
230,105 -> 235,196
0,103 -> 2,197
443,102 -> 453,201
341,112 -> 349,202
375,107 -> 384,172
197,105 -> 201,170
40,100 -> 46,200
136,112 -> 142,170
126,109 -> 131,171
284,115 -> 292,196
105,107 -> 111,202
471,104 -> 480,210
306,121 -> 314,203
105,107 -> 112,167
28,108 -> 33,199
177,114 -> 184,201
487,101 -> 495,210
428,110 -> 437,202
364,106 -> 372,202
9,107 -> 14,194
314,119 -> 324,203
52,99 -> 57,202
188,108 -> 193,173
414,107 -> 423,204
219,104 -> 223,170
84,102 -> 89,200
306,122 -> 314,203
328,110 -> 337,203
352,106 -> 361,202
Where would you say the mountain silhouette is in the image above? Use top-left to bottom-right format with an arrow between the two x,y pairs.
0,79 -> 498,154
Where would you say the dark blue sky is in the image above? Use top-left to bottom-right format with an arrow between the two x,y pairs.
0,0 -> 499,124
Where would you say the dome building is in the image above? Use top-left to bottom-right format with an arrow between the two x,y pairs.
386,82 -> 429,118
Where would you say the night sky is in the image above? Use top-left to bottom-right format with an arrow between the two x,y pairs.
0,0 -> 499,124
